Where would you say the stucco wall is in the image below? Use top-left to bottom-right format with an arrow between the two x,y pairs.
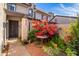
0,3 -> 6,55
16,4 -> 29,15
21,17 -> 29,41
6,3 -> 30,15
52,16 -> 76,24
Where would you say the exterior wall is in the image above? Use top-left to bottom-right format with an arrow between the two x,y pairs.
6,3 -> 30,15
16,4 -> 29,15
7,16 -> 21,21
21,17 -> 29,41
28,19 -> 32,31
35,8 -> 53,21
35,11 -> 51,20
0,3 -> 6,55
52,16 -> 77,24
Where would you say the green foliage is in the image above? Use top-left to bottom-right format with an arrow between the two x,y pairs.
43,18 -> 79,56
71,19 -> 79,40
51,33 -> 65,49
65,48 -> 77,56
44,47 -> 54,56
45,33 -> 66,55
28,29 -> 39,42
40,24 -> 45,27
42,46 -> 61,56
67,19 -> 79,55
64,18 -> 79,56
52,48 -> 61,56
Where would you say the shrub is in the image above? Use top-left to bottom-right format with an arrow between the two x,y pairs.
64,18 -> 79,56
43,19 -> 79,56
65,47 -> 77,56
51,33 -> 65,50
28,29 -> 39,42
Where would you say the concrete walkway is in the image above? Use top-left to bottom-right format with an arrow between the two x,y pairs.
7,41 -> 30,56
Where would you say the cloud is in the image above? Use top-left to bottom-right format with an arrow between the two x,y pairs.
51,4 -> 77,16
37,3 -> 79,16
60,4 -> 77,12
59,3 -> 79,16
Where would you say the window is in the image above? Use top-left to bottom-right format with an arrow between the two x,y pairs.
28,8 -> 33,17
7,3 -> 16,11
35,13 -> 42,20
48,16 -> 51,21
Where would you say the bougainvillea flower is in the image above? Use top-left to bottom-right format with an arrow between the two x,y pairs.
32,19 -> 57,38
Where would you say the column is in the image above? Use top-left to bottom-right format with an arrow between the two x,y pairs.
21,17 -> 29,42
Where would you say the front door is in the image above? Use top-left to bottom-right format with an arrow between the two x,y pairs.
9,20 -> 18,38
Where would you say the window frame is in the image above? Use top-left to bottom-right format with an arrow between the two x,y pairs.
7,3 -> 16,11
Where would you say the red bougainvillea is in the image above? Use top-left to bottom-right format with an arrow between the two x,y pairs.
32,19 -> 57,38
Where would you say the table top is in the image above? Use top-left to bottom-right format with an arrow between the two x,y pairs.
36,35 -> 48,39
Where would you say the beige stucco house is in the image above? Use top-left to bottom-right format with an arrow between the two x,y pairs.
0,3 -> 32,55
0,3 -> 53,55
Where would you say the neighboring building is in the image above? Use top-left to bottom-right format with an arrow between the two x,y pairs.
51,15 -> 78,24
35,8 -> 53,21
49,15 -> 78,28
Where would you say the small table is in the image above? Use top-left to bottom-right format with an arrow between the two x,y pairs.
36,35 -> 48,44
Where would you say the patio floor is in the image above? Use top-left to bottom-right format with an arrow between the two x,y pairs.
25,43 -> 48,56
3,40 -> 48,56
7,41 -> 30,56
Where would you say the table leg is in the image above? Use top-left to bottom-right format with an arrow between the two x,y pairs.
41,39 -> 44,45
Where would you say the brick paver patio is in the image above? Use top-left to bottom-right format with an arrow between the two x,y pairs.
4,40 -> 48,56
25,43 -> 48,56
7,41 -> 30,56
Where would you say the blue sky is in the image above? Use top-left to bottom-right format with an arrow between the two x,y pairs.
36,3 -> 79,16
